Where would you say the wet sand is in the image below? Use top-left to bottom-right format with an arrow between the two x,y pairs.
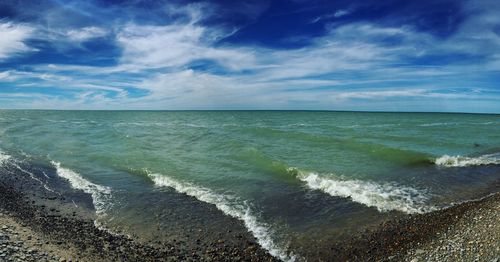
0,164 -> 499,261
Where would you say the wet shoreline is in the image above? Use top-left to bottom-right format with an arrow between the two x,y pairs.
0,163 -> 277,261
0,162 -> 498,261
326,191 -> 500,261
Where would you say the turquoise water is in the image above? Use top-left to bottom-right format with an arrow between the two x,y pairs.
1,110 -> 499,260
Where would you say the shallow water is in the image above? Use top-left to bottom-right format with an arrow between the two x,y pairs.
0,110 -> 499,260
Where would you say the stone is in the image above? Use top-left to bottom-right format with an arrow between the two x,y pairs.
415,249 -> 425,255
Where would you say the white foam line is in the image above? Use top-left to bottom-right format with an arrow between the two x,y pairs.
148,173 -> 296,262
10,161 -> 60,195
51,161 -> 111,216
42,171 -> 50,179
0,151 -> 61,196
0,150 -> 11,166
419,122 -> 458,127
435,153 -> 500,167
291,169 -> 435,214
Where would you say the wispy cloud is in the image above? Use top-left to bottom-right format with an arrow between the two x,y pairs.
310,9 -> 351,24
65,26 -> 108,42
0,22 -> 36,60
116,22 -> 254,71
0,0 -> 499,112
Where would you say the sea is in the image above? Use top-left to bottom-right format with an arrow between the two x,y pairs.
0,110 -> 499,261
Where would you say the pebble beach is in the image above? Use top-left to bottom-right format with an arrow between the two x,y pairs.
1,161 -> 498,261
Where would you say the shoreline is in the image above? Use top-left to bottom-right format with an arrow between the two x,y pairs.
0,163 -> 277,261
331,192 -> 500,261
0,164 -> 498,261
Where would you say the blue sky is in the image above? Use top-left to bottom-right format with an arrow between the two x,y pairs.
0,0 -> 499,112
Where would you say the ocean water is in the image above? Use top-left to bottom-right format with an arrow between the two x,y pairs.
0,110 -> 499,260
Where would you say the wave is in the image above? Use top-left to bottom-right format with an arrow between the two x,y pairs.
51,161 -> 111,216
0,150 -> 11,166
289,168 -> 435,214
147,172 -> 296,262
237,148 -> 297,182
12,162 -> 59,195
478,121 -> 496,125
243,128 -> 433,166
419,122 -> 458,127
0,150 -> 58,194
434,153 -> 500,167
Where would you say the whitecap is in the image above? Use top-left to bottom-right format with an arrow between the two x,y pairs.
338,124 -> 360,128
182,123 -> 209,128
369,123 -> 400,128
290,168 -> 435,214
434,153 -> 500,167
480,121 -> 496,125
419,122 -> 458,127
0,150 -> 11,166
51,161 -> 111,216
148,173 -> 296,262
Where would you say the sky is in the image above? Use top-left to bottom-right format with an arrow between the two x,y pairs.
0,0 -> 499,112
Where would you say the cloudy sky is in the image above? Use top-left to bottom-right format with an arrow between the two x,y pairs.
0,0 -> 499,112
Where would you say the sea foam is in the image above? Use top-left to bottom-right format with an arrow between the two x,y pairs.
148,173 -> 296,262
290,168 -> 434,214
51,161 -> 111,216
0,151 -> 57,193
435,153 -> 500,167
0,150 -> 10,166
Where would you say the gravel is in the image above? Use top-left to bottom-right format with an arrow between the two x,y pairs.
0,161 -> 498,261
402,193 -> 500,262
0,165 -> 277,262
0,222 -> 62,262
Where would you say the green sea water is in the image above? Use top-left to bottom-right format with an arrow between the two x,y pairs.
0,110 -> 499,260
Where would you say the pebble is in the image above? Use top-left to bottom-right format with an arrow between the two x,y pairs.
401,193 -> 500,262
0,168 -> 278,262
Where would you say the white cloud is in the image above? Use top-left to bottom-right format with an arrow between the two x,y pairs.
31,19 -> 482,109
0,70 -> 70,82
331,89 -> 466,101
5,1 -> 500,112
310,9 -> 351,24
116,22 -> 255,71
115,4 -> 254,71
333,9 -> 350,18
0,22 -> 35,60
65,26 -> 108,42
0,71 -> 13,80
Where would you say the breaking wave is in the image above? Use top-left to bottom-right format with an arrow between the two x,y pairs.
0,150 -> 58,194
147,173 -> 296,262
0,150 -> 10,166
288,168 -> 435,214
51,161 -> 111,216
434,153 -> 500,167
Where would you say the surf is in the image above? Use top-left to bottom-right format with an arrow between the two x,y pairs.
241,127 -> 434,166
434,153 -> 500,167
236,147 -> 299,183
288,168 -> 436,214
146,172 -> 296,262
0,150 -> 60,194
0,150 -> 10,166
51,161 -> 112,217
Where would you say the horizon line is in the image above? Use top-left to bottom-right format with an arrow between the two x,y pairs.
0,108 -> 499,115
